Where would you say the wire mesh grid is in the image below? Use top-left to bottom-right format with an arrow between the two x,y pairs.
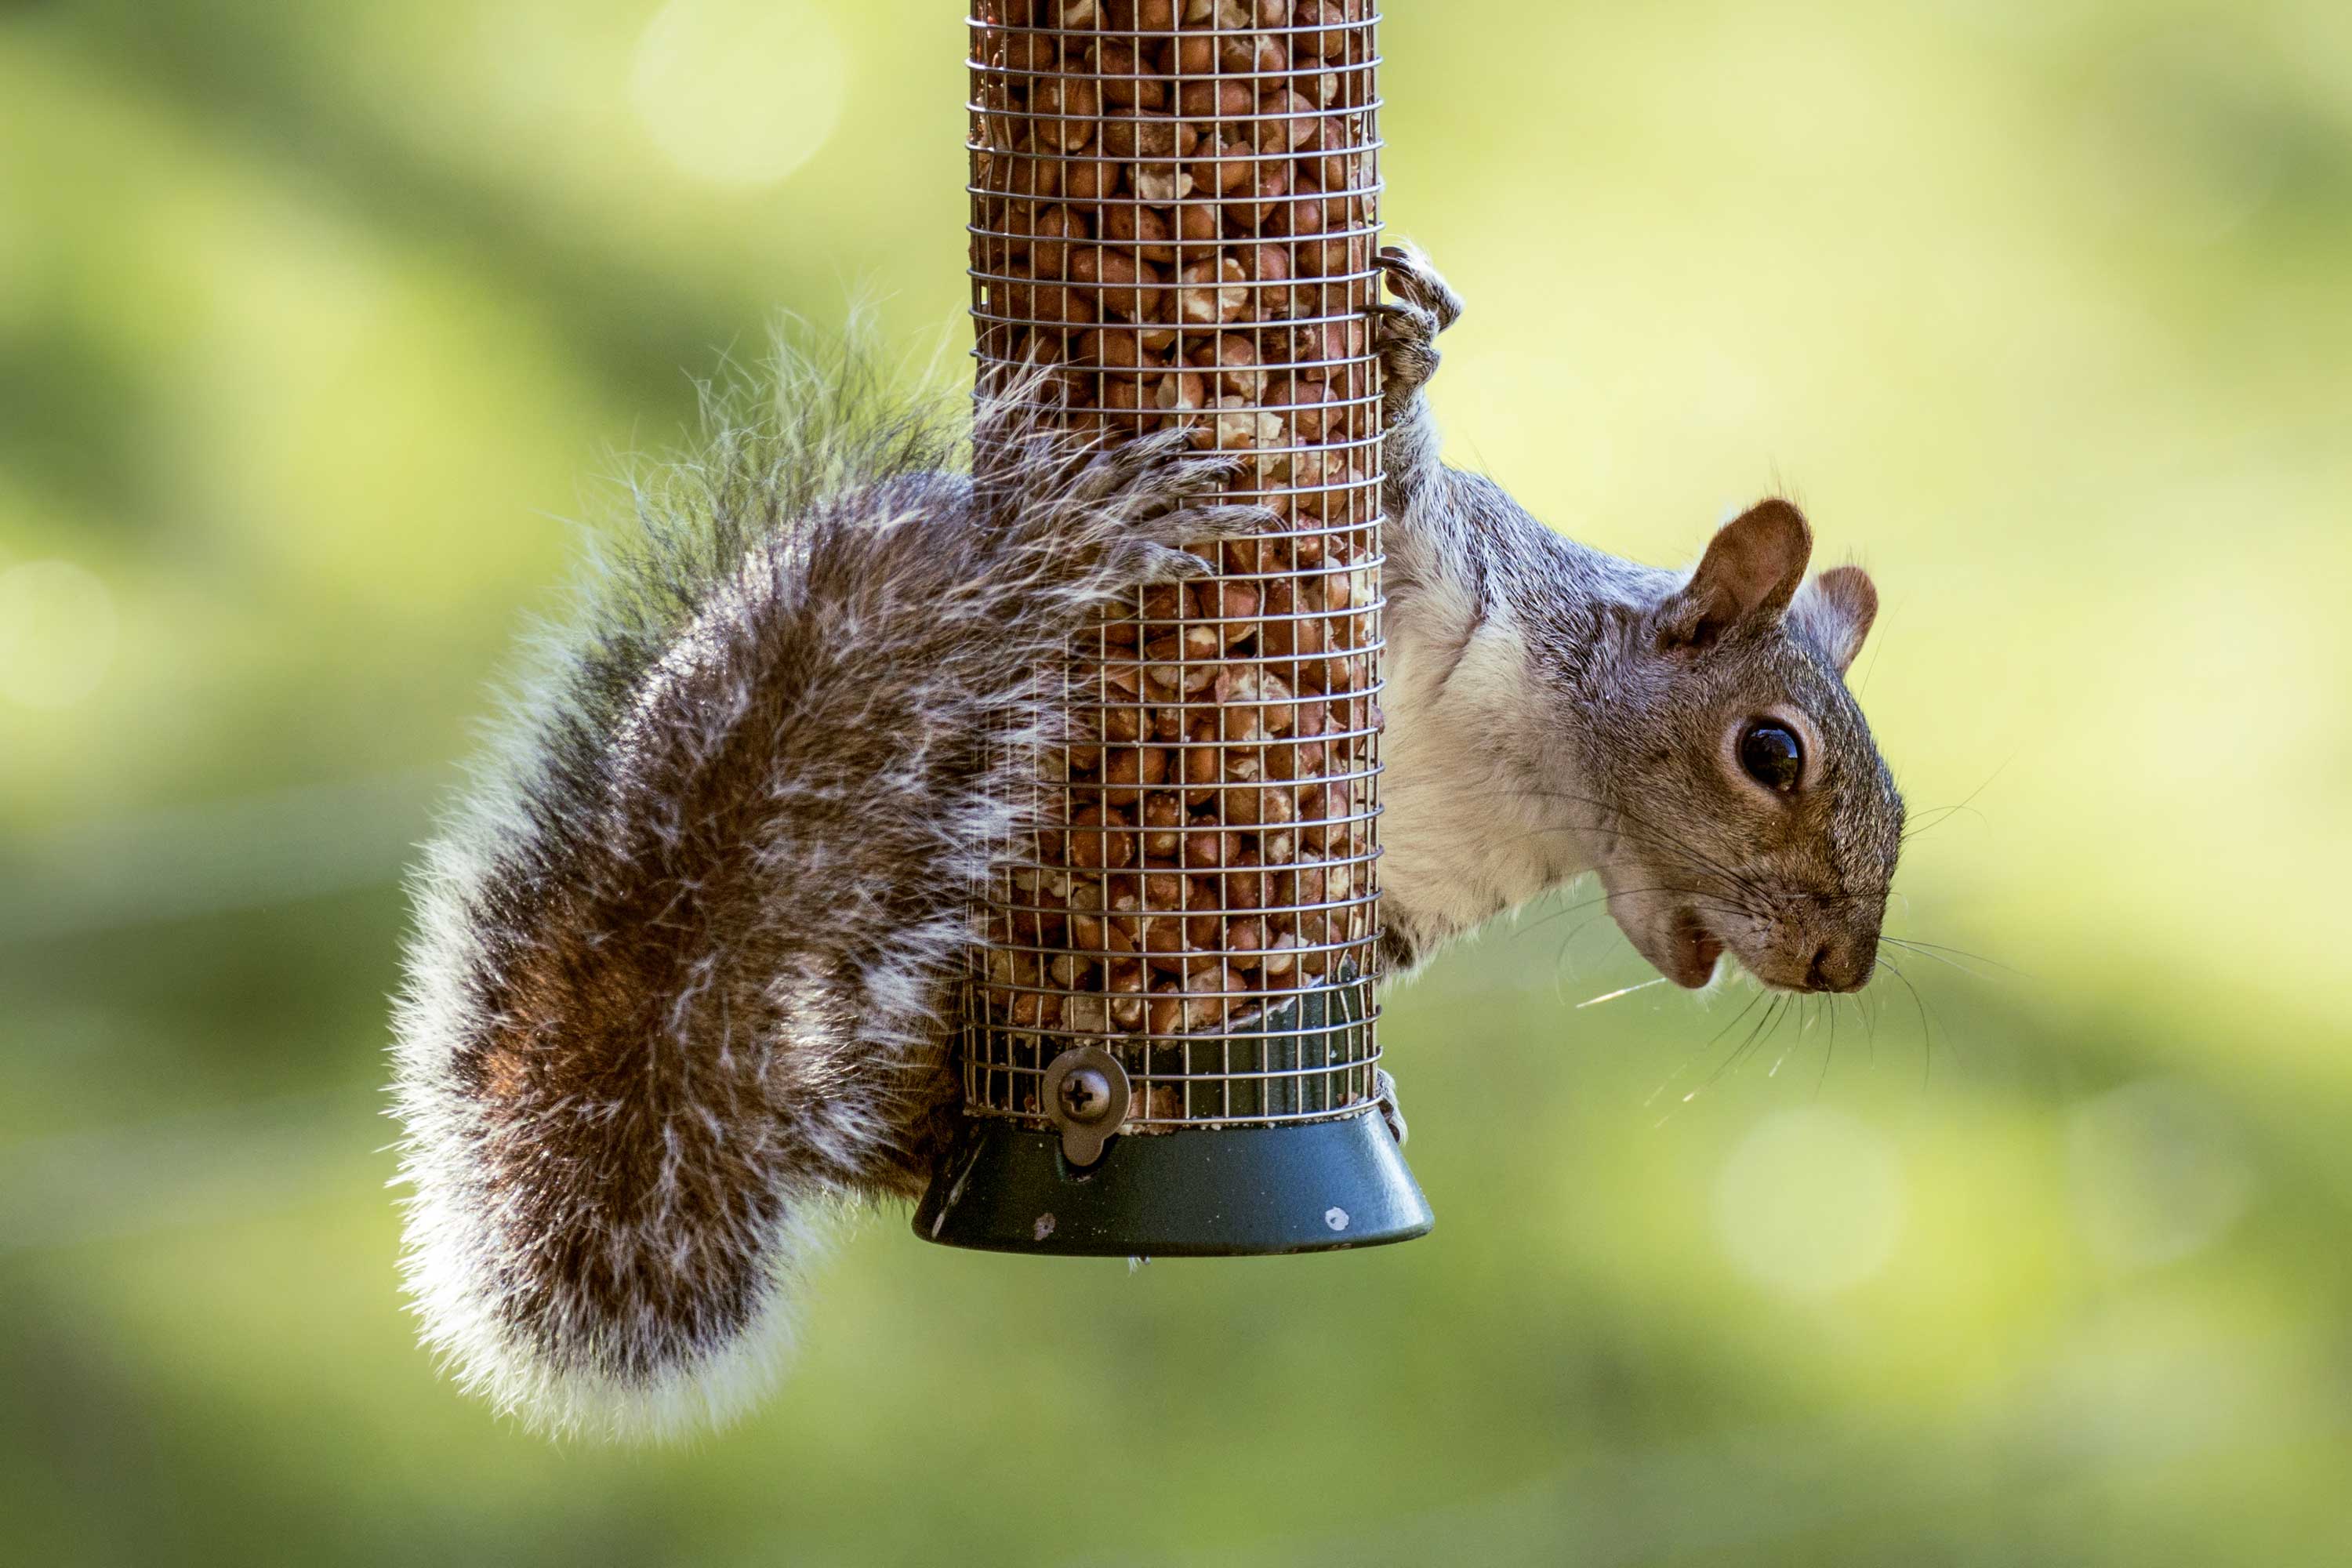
961,0 -> 1388,1132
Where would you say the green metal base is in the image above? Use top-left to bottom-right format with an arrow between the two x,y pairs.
913,1110 -> 1434,1257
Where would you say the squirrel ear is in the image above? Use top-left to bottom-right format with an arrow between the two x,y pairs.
1656,499 -> 1813,652
1792,564 -> 1878,675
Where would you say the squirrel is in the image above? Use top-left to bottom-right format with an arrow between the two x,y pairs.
389,245 -> 1903,1438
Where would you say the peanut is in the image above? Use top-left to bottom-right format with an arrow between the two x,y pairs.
975,3 -> 1385,1054
1092,41 -> 1168,111
1029,78 -> 1102,151
1100,200 -> 1178,263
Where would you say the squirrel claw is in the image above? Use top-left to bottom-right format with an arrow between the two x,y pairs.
1165,452 -> 1249,496
1158,501 -> 1277,541
1375,242 -> 1465,332
1117,503 -> 1273,583
1370,245 -> 1460,418
1371,299 -> 1443,412
1130,544 -> 1218,583
1070,426 -> 1200,504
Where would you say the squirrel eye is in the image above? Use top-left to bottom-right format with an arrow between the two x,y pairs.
1738,721 -> 1804,793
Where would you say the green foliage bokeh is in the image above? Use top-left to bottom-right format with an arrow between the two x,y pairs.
3,1 -> 2350,1563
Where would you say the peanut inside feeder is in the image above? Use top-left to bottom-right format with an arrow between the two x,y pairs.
966,0 -> 1387,1135
921,0 -> 1427,1257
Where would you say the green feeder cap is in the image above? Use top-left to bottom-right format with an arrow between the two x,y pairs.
913,1109 -> 1432,1257
916,979 -> 1433,1256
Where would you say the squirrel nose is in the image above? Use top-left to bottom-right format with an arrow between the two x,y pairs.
1806,935 -> 1878,993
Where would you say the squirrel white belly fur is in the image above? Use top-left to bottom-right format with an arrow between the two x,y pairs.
390,248 -> 1902,1438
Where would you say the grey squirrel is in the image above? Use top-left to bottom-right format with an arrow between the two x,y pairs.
390,245 -> 1902,1438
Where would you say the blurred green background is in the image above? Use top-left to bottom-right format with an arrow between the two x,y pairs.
4,0 -> 2350,1562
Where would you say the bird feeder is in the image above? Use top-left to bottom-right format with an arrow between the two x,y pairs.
916,0 -> 1432,1255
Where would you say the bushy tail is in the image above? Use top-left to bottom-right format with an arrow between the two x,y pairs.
389,345 -> 1262,1438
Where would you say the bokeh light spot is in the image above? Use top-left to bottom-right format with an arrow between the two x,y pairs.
1715,1107 -> 1907,1298
629,0 -> 849,189
0,560 -> 119,710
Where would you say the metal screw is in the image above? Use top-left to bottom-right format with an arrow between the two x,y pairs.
1042,1046 -> 1128,1167
1058,1066 -> 1114,1124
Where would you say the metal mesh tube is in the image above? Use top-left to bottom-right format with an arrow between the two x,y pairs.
964,0 -> 1385,1131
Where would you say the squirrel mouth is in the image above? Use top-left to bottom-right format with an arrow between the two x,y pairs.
1667,911 -> 1725,988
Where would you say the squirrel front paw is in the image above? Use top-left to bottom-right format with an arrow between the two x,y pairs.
1373,1067 -> 1408,1147
1370,243 -> 1464,426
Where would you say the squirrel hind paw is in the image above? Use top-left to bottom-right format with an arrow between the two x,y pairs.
1376,242 -> 1465,331
1145,499 -> 1278,544
1068,426 -> 1210,504
1370,300 -> 1443,411
1126,543 -> 1220,584
1152,449 -> 1254,502
1114,504 -> 1276,583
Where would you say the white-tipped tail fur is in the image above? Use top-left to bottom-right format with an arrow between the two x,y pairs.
392,250 -> 1906,1437
389,343 -> 1266,1438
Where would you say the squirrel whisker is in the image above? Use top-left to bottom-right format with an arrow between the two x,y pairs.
391,248 -> 1906,1437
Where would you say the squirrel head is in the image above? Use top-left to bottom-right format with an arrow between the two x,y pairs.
1576,499 -> 1902,993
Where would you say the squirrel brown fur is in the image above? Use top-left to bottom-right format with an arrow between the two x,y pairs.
390,249 -> 1901,1438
